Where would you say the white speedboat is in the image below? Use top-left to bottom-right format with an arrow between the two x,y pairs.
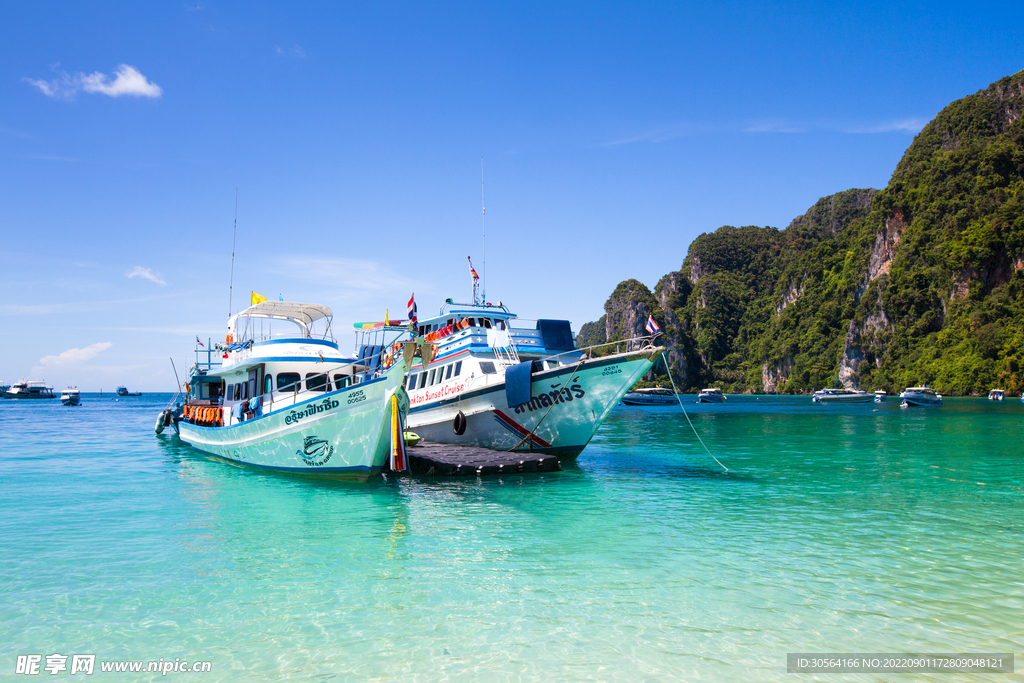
988,389 -> 1005,401
874,390 -> 887,402
167,301 -> 413,481
622,387 -> 678,405
696,387 -> 726,403
396,299 -> 663,460
812,388 -> 872,404
900,386 -> 942,407
3,380 -> 56,399
60,387 -> 81,406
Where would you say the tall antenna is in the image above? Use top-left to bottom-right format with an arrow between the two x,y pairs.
228,189 -> 238,321
481,158 -> 486,304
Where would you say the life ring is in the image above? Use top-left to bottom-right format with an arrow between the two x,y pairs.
453,410 -> 467,436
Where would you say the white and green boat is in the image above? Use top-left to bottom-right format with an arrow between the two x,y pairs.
166,301 -> 412,481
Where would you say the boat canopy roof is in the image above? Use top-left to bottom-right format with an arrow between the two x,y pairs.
228,301 -> 333,336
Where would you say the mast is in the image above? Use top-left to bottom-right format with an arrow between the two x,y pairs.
481,158 -> 486,304
228,189 -> 238,322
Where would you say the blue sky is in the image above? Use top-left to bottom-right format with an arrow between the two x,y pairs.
2,1 -> 1022,391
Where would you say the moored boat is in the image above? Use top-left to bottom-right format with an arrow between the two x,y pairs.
395,298 -> 663,460
168,300 -> 414,481
622,386 -> 678,405
874,390 -> 887,402
60,387 -> 81,406
900,386 -> 942,407
116,386 -> 142,397
696,387 -> 726,403
988,389 -> 1005,401
812,388 -> 872,404
3,380 -> 56,399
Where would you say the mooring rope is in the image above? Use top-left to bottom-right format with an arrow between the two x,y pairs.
660,354 -> 729,473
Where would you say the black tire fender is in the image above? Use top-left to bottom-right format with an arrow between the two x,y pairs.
453,410 -> 467,436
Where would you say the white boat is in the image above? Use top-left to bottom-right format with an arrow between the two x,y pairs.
622,387 -> 678,405
812,388 -> 872,404
396,299 -> 663,460
3,380 -> 56,399
988,389 -> 1005,401
900,386 -> 943,407
60,387 -> 81,406
168,301 -> 413,481
696,387 -> 726,403
874,390 -> 887,402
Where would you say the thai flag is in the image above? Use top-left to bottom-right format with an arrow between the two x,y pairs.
196,336 -> 204,347
645,315 -> 661,335
407,293 -> 417,325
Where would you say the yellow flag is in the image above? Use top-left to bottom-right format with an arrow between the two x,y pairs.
251,291 -> 267,305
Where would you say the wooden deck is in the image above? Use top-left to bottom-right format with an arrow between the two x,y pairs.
404,442 -> 562,477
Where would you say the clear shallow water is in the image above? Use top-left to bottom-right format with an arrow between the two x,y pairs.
2,394 -> 1023,681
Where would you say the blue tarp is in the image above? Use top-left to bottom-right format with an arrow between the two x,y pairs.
537,319 -> 575,351
505,361 -> 533,408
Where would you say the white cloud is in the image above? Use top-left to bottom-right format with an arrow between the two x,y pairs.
25,64 -> 162,100
275,45 -> 306,58
126,266 -> 167,285
33,342 -> 114,372
838,118 -> 927,134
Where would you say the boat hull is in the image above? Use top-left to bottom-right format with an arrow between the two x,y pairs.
697,394 -> 726,403
407,348 -> 662,460
900,393 -> 942,407
622,393 -> 677,406
177,367 -> 407,481
812,394 -> 873,404
61,395 -> 80,406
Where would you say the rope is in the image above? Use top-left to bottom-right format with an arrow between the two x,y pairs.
660,353 -> 728,472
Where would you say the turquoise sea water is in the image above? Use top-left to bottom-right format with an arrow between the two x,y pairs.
2,394 -> 1023,681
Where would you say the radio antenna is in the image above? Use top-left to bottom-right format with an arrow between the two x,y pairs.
228,189 -> 238,320
481,158 -> 486,304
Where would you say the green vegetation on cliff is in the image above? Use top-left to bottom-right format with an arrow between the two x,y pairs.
579,71 -> 1024,395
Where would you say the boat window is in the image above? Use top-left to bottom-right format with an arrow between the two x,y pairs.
479,361 -> 496,374
241,381 -> 249,400
482,318 -> 492,328
454,361 -> 462,377
446,364 -> 453,380
497,320 -> 506,330
427,369 -> 436,386
406,373 -> 417,390
263,375 -> 273,395
418,373 -> 428,390
278,373 -> 300,392
545,359 -> 559,370
225,384 -> 234,401
334,374 -> 350,391
467,318 -> 476,327
305,373 -> 328,392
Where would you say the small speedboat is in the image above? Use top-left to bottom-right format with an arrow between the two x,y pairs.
696,387 -> 726,403
622,387 -> 678,406
812,388 -> 872,404
60,387 -> 81,406
988,389 -> 1005,401
900,386 -> 942,407
873,390 -> 887,403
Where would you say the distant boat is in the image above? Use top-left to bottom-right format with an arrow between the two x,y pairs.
60,388 -> 81,406
874,390 -> 887,403
696,387 -> 726,403
812,388 -> 872,404
116,386 -> 142,397
988,389 -> 1005,401
622,386 -> 678,406
900,386 -> 942,407
3,380 -> 56,399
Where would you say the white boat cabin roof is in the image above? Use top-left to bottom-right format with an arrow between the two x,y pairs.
228,301 -> 334,338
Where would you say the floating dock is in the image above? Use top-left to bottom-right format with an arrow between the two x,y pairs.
404,442 -> 561,477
